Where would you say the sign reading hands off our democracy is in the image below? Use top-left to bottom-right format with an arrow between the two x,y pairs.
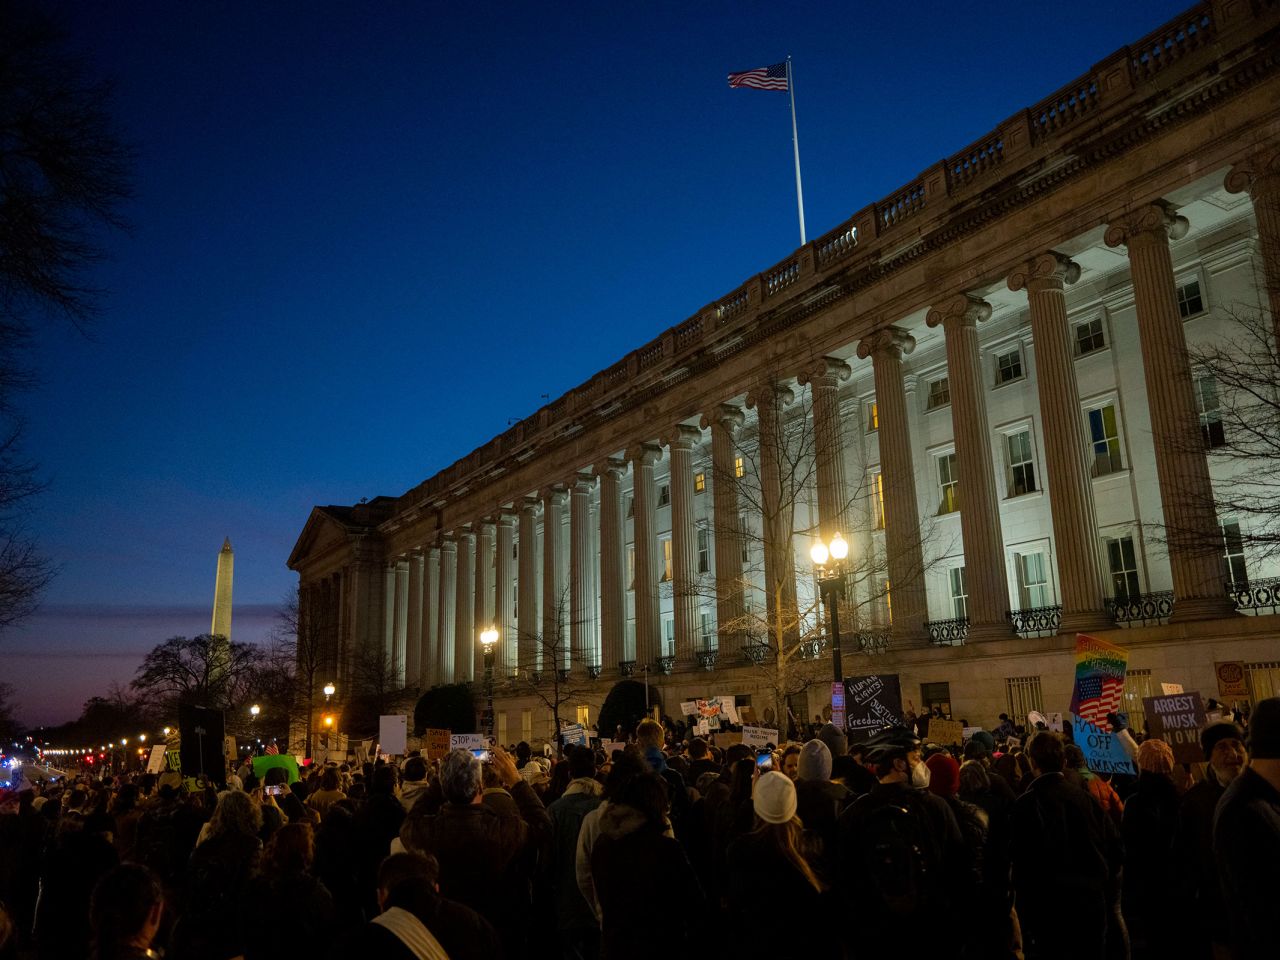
844,674 -> 903,739
1070,633 -> 1134,775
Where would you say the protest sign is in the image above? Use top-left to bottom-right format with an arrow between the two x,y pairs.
1142,692 -> 1207,764
379,715 -> 408,756
1161,683 -> 1184,695
561,723 -> 587,747
449,733 -> 485,751
1070,634 -> 1128,729
698,698 -> 724,718
739,706 -> 757,725
1005,735 -> 1022,750
1046,712 -> 1064,733
146,745 -> 167,774
741,725 -> 779,749
1215,662 -> 1249,699
831,681 -> 846,730
929,719 -> 963,746
424,729 -> 451,759
251,753 -> 301,784
601,741 -> 626,756
961,726 -> 982,741
844,674 -> 903,738
716,731 -> 743,747
1072,716 -> 1135,775
696,718 -> 710,736
680,701 -> 699,716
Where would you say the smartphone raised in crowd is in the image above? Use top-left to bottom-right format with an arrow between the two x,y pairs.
472,748 -> 492,764
265,784 -> 287,796
756,751 -> 773,770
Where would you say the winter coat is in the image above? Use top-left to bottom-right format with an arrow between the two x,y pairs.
590,803 -> 703,959
1213,767 -> 1280,960
794,777 -> 850,880
725,828 -> 830,957
546,779 -> 602,934
1121,772 -> 1180,952
1175,773 -> 1228,953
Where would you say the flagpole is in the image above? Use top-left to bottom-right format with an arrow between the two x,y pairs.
786,56 -> 806,245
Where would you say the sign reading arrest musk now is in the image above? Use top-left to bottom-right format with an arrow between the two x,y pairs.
1142,692 -> 1208,764
844,674 -> 903,739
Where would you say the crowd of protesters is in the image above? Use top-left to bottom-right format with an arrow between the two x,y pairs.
1,696 -> 1278,960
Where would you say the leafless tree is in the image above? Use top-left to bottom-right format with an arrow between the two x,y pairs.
131,635 -> 257,714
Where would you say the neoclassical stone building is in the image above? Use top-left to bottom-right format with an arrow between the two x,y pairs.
290,2 -> 1280,746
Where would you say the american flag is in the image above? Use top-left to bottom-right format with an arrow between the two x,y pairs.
1074,675 -> 1125,726
264,742 -> 278,755
728,62 -> 788,91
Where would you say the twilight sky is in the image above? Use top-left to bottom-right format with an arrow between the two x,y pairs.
3,0 -> 1186,726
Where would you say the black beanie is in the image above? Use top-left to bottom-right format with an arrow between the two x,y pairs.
1247,697 -> 1280,760
1200,721 -> 1245,761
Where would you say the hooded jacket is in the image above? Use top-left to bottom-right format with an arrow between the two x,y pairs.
547,778 -> 603,933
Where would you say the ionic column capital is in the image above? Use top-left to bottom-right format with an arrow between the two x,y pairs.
855,326 -> 915,361
570,471 -> 596,494
493,508 -> 518,527
1007,251 -> 1081,295
744,382 -> 795,411
700,403 -> 745,433
1225,147 -> 1280,195
1104,200 -> 1188,248
625,442 -> 663,466
660,423 -> 703,450
519,496 -> 541,515
593,456 -> 628,480
797,356 -> 852,388
541,485 -> 568,507
925,293 -> 992,331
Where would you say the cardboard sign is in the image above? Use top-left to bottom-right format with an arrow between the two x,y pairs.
929,719 -> 964,746
1072,716 -> 1135,775
844,674 -> 903,739
739,706 -> 757,725
146,745 -> 167,774
1142,692 -> 1207,764
962,726 -> 982,741
449,733 -> 485,751
715,731 -> 743,747
1215,662 -> 1249,699
424,729 -> 451,759
379,715 -> 408,756
561,723 -> 587,747
741,725 -> 779,749
1161,683 -> 1184,695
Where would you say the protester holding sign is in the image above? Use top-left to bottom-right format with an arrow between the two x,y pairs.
1121,739 -> 1180,956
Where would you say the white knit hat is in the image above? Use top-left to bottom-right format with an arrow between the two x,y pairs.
753,770 -> 797,824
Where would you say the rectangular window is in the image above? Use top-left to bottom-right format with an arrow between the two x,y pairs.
1105,535 -> 1141,600
521,708 -> 533,743
1006,675 -> 1044,719
1074,317 -> 1106,356
625,494 -> 634,519
513,541 -> 518,559
995,347 -> 1023,386
576,704 -> 590,726
1088,404 -> 1123,476
949,566 -> 968,620
920,682 -> 952,717
697,526 -> 710,574
1196,375 -> 1225,448
627,545 -> 636,589
739,513 -> 750,563
1124,669 -> 1156,733
663,618 -> 675,656
658,484 -> 671,507
660,538 -> 673,582
883,578 -> 892,625
926,376 -> 950,409
1006,430 -> 1037,497
937,453 -> 959,515
512,584 -> 518,619
1246,662 -> 1280,703
1017,552 -> 1051,608
497,711 -> 508,745
699,611 -> 714,652
867,402 -> 879,433
1177,278 -> 1204,319
694,471 -> 706,493
1222,520 -> 1248,587
734,456 -> 744,478
873,471 -> 885,529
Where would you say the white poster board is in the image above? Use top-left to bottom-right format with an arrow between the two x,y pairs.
741,725 -> 779,749
449,732 -> 485,751
379,715 -> 408,756
146,744 -> 167,774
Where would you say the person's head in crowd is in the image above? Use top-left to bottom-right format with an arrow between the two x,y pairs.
729,757 -> 756,805
751,771 -> 823,892
1137,738 -> 1175,778
925,753 -> 960,799
817,723 -> 848,759
440,750 -> 483,805
1026,731 -> 1066,776
688,738 -> 710,761
263,822 -> 315,877
567,745 -> 596,781
1201,721 -> 1248,785
209,789 -> 262,840
724,743 -> 754,768
403,756 -> 428,783
780,744 -> 802,781
797,740 -> 832,782
635,719 -> 664,752
370,764 -> 399,797
602,748 -> 647,802
376,852 -> 441,913
515,742 -> 532,767
962,739 -> 990,765
1247,697 -> 1280,762
90,864 -> 164,960
957,759 -> 991,800
319,767 -> 341,792
867,729 -> 927,786
616,772 -> 669,828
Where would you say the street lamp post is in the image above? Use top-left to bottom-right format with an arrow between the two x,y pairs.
316,683 -> 336,760
480,627 -> 498,740
811,532 -> 850,685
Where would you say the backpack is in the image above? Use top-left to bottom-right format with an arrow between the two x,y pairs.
856,800 -> 934,916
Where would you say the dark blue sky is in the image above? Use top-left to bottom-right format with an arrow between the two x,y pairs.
7,0 -> 1186,724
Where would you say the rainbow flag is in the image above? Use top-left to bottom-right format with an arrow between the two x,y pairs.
1070,633 -> 1128,728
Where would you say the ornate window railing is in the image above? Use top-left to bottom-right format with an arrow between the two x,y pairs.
655,655 -> 676,676
1109,591 -> 1174,626
926,618 -> 968,646
586,663 -> 602,679
797,637 -> 827,660
1229,577 -> 1280,614
742,641 -> 770,665
696,650 -> 719,671
851,630 -> 891,654
618,660 -> 636,677
1007,605 -> 1062,638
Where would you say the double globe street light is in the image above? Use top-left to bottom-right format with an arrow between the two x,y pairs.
810,532 -> 850,684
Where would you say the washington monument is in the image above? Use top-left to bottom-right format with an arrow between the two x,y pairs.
211,537 -> 233,640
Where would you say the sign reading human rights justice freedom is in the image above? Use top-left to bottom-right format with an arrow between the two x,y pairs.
843,674 -> 903,739
1070,634 -> 1135,775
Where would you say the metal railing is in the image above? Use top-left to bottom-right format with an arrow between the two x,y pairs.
696,650 -> 719,671
851,630 -> 892,654
1109,591 -> 1174,625
655,656 -> 676,676
926,618 -> 968,646
742,641 -> 770,665
1007,605 -> 1062,637
618,660 -> 636,677
1229,577 -> 1280,614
